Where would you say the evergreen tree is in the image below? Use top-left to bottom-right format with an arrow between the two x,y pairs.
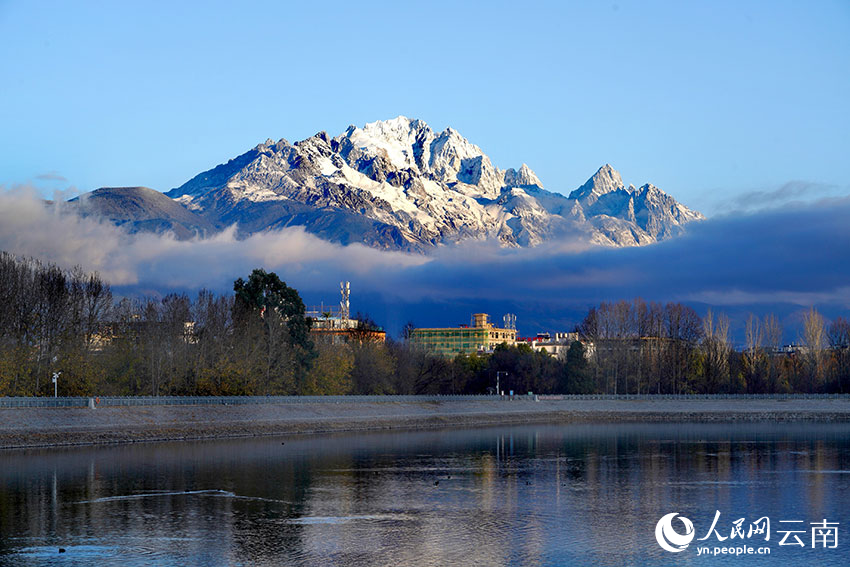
233,269 -> 315,393
563,341 -> 594,394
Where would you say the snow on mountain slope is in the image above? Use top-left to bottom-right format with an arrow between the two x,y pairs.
569,163 -> 625,205
504,164 -> 543,188
91,117 -> 703,252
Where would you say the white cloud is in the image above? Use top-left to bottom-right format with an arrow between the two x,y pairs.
0,186 -> 428,290
1,186 -> 849,337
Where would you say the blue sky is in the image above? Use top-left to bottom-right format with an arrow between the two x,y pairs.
2,0 -> 848,215
1,0 -> 849,340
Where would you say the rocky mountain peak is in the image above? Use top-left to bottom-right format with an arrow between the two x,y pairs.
569,164 -> 626,204
361,116 -> 431,142
505,163 -> 543,188
337,116 -> 437,173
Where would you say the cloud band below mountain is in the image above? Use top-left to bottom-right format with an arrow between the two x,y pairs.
0,186 -> 847,335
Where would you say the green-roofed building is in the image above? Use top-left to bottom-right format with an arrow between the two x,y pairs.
409,313 -> 517,357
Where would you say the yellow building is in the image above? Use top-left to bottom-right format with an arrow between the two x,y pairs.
409,313 -> 517,357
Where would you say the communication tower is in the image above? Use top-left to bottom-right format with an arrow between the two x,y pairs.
340,281 -> 350,320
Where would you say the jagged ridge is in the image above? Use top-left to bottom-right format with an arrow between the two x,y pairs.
76,117 -> 705,251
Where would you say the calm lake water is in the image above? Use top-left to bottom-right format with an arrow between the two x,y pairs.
1,422 -> 849,566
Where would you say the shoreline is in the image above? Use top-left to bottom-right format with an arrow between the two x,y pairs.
2,398 -> 849,450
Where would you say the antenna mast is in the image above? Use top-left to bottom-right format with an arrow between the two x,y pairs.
340,281 -> 350,320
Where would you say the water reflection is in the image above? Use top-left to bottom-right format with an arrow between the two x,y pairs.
1,423 -> 849,566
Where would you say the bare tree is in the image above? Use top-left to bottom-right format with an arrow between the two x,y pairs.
160,293 -> 193,394
801,307 -> 827,392
646,301 -> 665,393
578,306 -> 602,392
140,298 -> 165,396
609,300 -> 634,394
632,298 -> 649,393
701,309 -> 731,392
829,317 -> 850,393
191,289 -> 234,393
665,303 -> 702,393
763,313 -> 783,392
82,272 -> 113,349
743,313 -> 763,392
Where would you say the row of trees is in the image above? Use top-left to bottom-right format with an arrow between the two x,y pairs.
0,253 -> 595,396
0,255 -> 316,396
1,252 -> 848,396
578,299 -> 850,394
0,253 -> 112,396
348,339 -> 593,396
0,253 -> 589,396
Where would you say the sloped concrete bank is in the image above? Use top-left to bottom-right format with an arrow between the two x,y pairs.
1,398 -> 849,450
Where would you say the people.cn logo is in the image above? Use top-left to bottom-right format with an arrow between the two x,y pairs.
655,513 -> 696,553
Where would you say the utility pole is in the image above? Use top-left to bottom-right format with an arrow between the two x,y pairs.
52,372 -> 61,398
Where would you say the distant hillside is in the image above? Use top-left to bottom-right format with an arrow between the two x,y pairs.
67,186 -> 215,240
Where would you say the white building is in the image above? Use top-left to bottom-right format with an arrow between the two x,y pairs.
517,332 -> 581,358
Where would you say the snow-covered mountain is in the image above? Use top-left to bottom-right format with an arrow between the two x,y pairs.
566,164 -> 704,245
78,117 -> 704,250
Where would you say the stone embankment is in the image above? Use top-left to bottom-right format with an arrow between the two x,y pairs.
1,397 -> 849,450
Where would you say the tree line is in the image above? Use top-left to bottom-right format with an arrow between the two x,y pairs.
576,299 -> 850,394
0,252 -> 848,396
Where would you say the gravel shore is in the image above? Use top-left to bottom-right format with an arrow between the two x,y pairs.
2,398 -> 849,450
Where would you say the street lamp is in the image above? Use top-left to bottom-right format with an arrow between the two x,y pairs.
52,372 -> 61,398
496,371 -> 507,397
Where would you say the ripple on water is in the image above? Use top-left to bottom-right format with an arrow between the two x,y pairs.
283,513 -> 416,525
74,489 -> 235,504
